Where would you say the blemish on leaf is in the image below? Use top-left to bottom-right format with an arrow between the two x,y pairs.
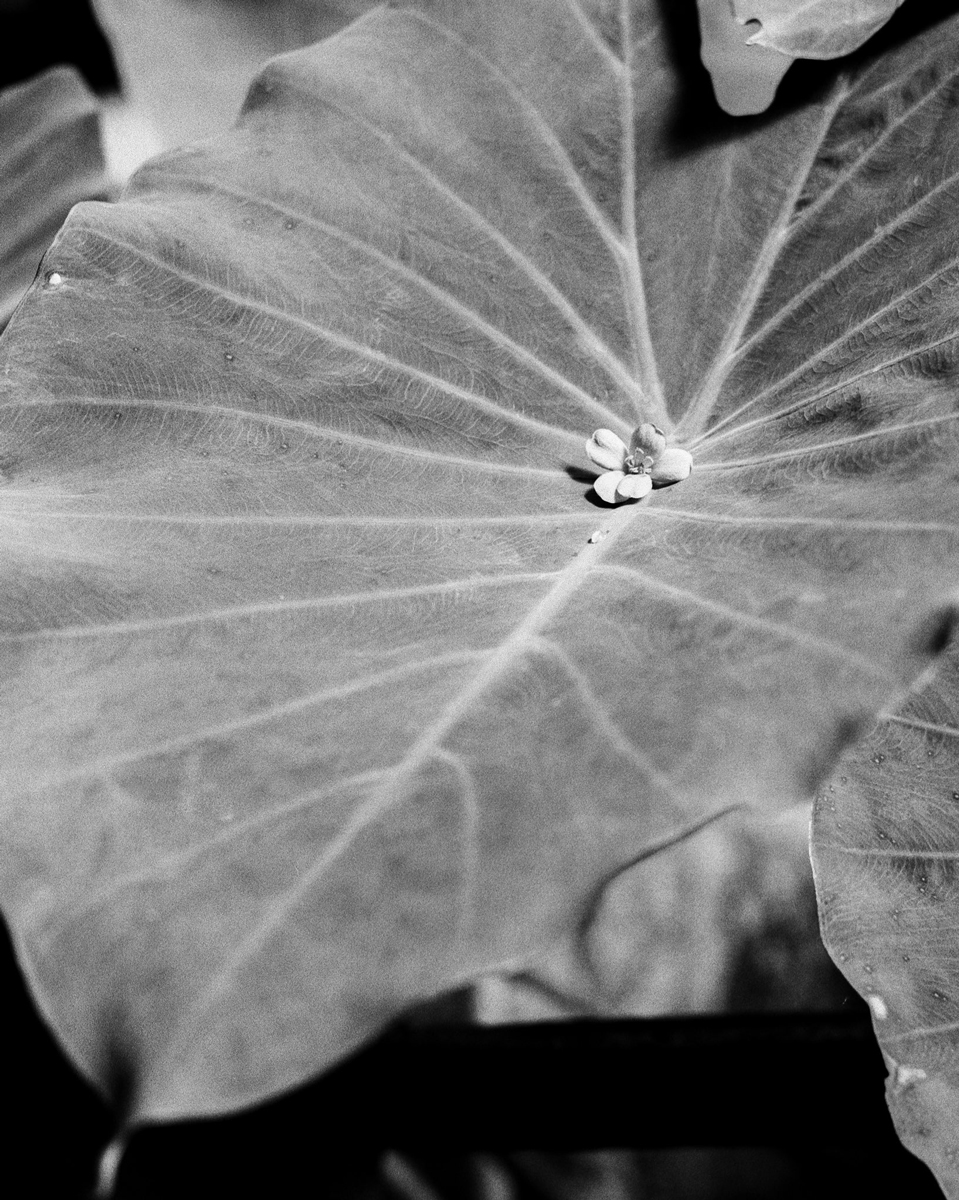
868,995 -> 888,1020
911,605 -> 957,658
893,1065 -> 928,1089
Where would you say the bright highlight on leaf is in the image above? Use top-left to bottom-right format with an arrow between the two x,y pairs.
733,0 -> 907,59
697,0 -> 794,115
585,425 -> 693,505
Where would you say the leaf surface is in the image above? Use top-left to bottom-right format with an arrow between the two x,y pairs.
3,0 -> 959,1127
0,67 -> 106,328
733,0 -> 906,58
813,644 -> 959,1197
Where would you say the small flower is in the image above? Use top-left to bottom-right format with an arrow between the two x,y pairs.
585,424 -> 692,505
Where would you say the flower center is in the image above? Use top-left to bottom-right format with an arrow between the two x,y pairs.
624,453 -> 655,474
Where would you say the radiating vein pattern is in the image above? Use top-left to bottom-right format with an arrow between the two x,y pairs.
689,19 -> 959,471
6,0 -> 959,1122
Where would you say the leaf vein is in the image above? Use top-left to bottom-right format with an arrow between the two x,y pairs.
590,563 -> 889,677
406,8 -> 627,256
92,230 -> 614,434
734,164 -> 959,366
699,241 -> 959,444
36,769 -> 394,944
885,715 -> 959,740
434,747 -> 480,950
0,574 -> 556,642
641,507 -> 959,536
563,0 -> 624,70
696,412 -> 959,471
691,329 -> 959,452
680,82 -> 849,438
618,0 -> 664,422
530,634 -> 687,807
789,43 -> 959,237
23,652 -> 485,786
6,397 -> 569,476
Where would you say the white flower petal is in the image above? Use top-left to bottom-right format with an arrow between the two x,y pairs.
650,446 -> 693,484
630,423 -> 667,461
594,470 -> 627,504
586,429 -> 629,472
615,472 -> 653,500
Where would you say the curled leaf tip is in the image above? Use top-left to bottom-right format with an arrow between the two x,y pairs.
585,424 -> 693,505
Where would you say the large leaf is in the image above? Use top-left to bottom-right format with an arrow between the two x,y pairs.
0,66 -> 106,328
3,0 -> 959,1130
813,644 -> 959,1196
733,0 -> 907,58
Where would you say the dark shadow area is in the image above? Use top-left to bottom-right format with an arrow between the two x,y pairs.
0,0 -> 119,94
376,1141 -> 945,1200
0,914 -> 944,1199
563,463 -> 608,508
0,915 -> 115,1196
114,1007 -> 942,1198
658,0 -> 959,155
563,465 -> 597,486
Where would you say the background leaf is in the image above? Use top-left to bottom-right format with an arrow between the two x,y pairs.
91,0 -> 375,150
0,66 -> 107,328
813,642 -> 959,1197
732,0 -> 906,59
697,0 -> 795,116
3,0 -> 959,1134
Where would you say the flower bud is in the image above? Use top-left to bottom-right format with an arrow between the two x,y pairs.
630,423 -> 667,460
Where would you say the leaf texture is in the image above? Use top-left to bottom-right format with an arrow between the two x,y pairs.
813,642 -> 959,1197
2,0 -> 959,1124
0,67 -> 107,328
733,0 -> 906,59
